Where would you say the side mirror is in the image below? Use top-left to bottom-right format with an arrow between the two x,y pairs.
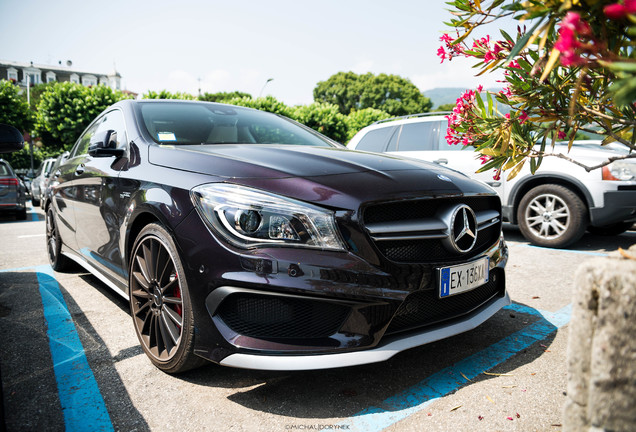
0,123 -> 25,153
88,129 -> 124,157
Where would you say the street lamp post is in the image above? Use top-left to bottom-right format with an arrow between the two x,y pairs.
258,78 -> 274,98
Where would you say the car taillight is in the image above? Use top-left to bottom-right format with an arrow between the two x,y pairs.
0,178 -> 19,186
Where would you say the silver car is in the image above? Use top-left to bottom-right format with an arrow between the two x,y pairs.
30,157 -> 56,207
348,115 -> 636,248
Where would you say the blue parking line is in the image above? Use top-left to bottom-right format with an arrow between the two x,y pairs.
35,265 -> 114,431
340,303 -> 571,432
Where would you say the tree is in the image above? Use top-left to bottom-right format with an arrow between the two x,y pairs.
35,82 -> 131,154
142,90 -> 195,100
224,95 -> 294,117
291,103 -> 348,143
199,91 -> 252,102
313,72 -> 432,116
440,0 -> 636,181
0,80 -> 32,132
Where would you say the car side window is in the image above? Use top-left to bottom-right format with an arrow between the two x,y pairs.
70,120 -> 101,158
355,126 -> 397,152
437,120 -> 462,151
397,122 -> 440,152
96,110 -> 127,148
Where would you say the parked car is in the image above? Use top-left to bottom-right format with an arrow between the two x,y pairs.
40,152 -> 69,210
31,157 -> 56,206
45,100 -> 509,373
0,158 -> 27,220
347,114 -> 636,248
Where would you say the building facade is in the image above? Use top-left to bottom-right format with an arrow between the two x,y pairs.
0,60 -> 122,90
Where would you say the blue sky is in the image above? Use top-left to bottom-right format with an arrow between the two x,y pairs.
0,0 -> 512,105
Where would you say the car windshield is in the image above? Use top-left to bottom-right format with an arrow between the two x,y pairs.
137,101 -> 336,147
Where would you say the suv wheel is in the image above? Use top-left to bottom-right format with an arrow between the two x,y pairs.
517,184 -> 587,248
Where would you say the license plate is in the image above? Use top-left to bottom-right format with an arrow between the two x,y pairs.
438,257 -> 489,298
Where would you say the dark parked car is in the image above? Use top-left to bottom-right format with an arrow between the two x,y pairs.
0,158 -> 27,220
45,100 -> 509,373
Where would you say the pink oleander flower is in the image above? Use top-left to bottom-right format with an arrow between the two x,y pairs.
499,87 -> 513,98
476,85 -> 483,93
558,131 -> 567,139
604,3 -> 628,19
554,12 -> 593,66
484,50 -> 497,63
504,113 -> 511,119
493,169 -> 501,181
604,0 -> 636,19
437,46 -> 448,63
518,111 -> 528,124
493,41 -> 506,55
479,155 -> 492,165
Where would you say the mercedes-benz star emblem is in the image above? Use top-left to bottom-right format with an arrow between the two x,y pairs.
442,205 -> 478,253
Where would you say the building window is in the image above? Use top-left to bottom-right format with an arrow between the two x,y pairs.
82,74 -> 97,87
7,68 -> 18,83
70,73 -> 80,84
23,67 -> 42,86
46,71 -> 56,83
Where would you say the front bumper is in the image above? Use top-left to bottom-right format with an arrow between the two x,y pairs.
590,189 -> 636,226
174,196 -> 509,370
218,292 -> 510,371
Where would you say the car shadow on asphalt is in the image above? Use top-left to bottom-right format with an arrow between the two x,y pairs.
174,302 -> 556,419
503,224 -> 636,253
0,270 -> 150,432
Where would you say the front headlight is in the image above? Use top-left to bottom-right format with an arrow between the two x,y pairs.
603,161 -> 636,181
191,183 -> 345,250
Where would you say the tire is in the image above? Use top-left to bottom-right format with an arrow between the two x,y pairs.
517,184 -> 588,248
46,208 -> 74,271
587,221 -> 634,236
129,223 -> 206,374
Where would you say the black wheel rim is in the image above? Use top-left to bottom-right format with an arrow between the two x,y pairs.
46,210 -> 58,263
130,235 -> 184,361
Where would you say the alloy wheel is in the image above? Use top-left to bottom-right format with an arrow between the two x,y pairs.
524,193 -> 571,240
130,235 -> 184,362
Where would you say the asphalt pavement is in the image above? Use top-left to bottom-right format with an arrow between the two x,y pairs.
1,202 -> 634,431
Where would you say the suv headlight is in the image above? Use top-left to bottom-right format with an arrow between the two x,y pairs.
603,161 -> 636,181
191,183 -> 345,250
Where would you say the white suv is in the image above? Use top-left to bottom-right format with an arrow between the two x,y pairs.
347,114 -> 636,248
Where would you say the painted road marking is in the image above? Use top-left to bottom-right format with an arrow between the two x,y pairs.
35,265 -> 114,431
2,263 -> 570,432
340,303 -> 571,432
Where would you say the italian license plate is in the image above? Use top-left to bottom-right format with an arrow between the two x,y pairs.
438,257 -> 489,298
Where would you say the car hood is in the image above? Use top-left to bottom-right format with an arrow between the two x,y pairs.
149,144 -> 494,208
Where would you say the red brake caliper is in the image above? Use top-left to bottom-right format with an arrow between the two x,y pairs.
174,272 -> 183,326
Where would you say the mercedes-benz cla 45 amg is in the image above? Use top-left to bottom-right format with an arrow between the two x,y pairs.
45,100 -> 509,373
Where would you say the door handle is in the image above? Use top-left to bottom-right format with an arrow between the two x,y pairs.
75,164 -> 85,176
434,158 -> 448,164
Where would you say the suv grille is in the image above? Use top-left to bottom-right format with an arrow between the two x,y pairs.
363,196 -> 501,263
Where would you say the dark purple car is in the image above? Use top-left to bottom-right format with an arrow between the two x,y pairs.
45,100 -> 509,373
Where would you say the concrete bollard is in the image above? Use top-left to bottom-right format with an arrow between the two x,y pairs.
564,244 -> 636,431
